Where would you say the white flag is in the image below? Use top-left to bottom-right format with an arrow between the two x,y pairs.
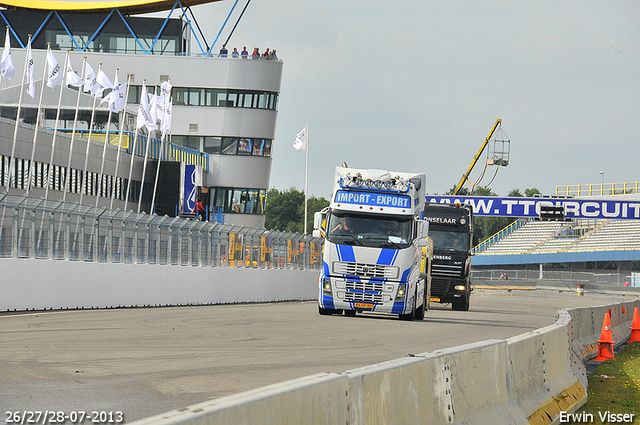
161,98 -> 172,137
95,68 -> 113,97
154,93 -> 165,122
0,28 -> 15,80
109,74 -> 127,113
65,57 -> 83,87
136,81 -> 155,130
293,127 -> 306,150
160,80 -> 172,98
147,91 -> 159,132
46,49 -> 63,89
156,81 -> 171,121
25,40 -> 35,98
99,73 -> 124,112
83,62 -> 96,93
110,83 -> 127,113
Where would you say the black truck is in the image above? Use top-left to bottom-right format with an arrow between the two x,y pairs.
423,202 -> 476,311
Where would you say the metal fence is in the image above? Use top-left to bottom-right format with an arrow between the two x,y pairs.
471,267 -> 638,287
0,193 -> 324,271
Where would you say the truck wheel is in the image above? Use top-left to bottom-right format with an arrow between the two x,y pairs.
399,296 -> 415,321
414,290 -> 426,320
318,306 -> 334,315
452,296 -> 470,311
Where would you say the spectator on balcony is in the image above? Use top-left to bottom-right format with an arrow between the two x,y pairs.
263,48 -> 271,59
252,47 -> 260,59
193,199 -> 206,221
219,44 -> 228,57
231,47 -> 239,58
270,49 -> 278,60
241,46 -> 249,58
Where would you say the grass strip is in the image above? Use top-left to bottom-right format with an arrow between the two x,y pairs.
564,341 -> 640,424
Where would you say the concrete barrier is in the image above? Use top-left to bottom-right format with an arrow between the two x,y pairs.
0,258 -> 319,311
129,299 -> 640,425
130,373 -> 349,425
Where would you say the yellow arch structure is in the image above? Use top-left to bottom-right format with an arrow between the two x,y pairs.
0,0 -> 220,15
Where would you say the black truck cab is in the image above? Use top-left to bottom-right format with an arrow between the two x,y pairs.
423,202 -> 475,311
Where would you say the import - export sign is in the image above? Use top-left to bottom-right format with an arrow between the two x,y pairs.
427,196 -> 640,220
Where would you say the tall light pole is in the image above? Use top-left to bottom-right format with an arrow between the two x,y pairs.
600,170 -> 604,185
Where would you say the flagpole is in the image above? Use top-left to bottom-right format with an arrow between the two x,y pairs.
124,126 -> 140,212
151,82 -> 171,215
110,74 -> 132,210
96,68 -> 117,207
25,43 -> 49,196
44,49 -> 68,201
125,78 -> 146,212
150,131 -> 165,216
5,34 -> 30,191
304,123 -> 309,235
137,84 -> 157,214
62,56 -> 86,203
79,62 -> 101,206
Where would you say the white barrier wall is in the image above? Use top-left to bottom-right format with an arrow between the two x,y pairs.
130,299 -> 640,425
0,258 -> 319,311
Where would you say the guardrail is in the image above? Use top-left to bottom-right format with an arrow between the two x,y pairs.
55,129 -> 210,172
556,181 -> 640,197
0,193 -> 322,270
472,218 -> 526,255
129,299 -> 640,425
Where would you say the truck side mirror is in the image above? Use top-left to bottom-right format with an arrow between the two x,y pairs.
417,220 -> 429,239
313,211 -> 324,231
473,234 -> 479,247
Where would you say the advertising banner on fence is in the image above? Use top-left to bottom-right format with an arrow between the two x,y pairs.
180,164 -> 203,214
427,196 -> 640,220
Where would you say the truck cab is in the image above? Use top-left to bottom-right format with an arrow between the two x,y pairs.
423,202 -> 475,311
315,167 -> 432,320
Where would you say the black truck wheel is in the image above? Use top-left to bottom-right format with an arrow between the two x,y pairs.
414,289 -> 426,320
451,295 -> 470,311
399,295 -> 415,321
318,306 -> 334,315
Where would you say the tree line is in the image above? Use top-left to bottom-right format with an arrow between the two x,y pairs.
265,186 -> 541,243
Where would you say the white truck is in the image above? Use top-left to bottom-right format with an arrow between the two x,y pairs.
313,166 -> 433,320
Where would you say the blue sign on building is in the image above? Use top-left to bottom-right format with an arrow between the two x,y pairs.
427,196 -> 640,220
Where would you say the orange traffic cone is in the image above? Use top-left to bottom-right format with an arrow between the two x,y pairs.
629,307 -> 640,343
594,312 -> 615,361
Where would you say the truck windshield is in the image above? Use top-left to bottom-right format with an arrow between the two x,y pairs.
326,212 -> 412,248
429,229 -> 468,252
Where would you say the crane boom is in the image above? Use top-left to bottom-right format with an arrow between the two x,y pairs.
452,119 -> 502,195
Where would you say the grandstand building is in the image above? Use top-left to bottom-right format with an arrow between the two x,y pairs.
471,190 -> 640,286
0,0 -> 281,227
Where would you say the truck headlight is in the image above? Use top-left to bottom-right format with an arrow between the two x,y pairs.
322,278 -> 332,295
454,285 -> 466,291
396,284 -> 406,300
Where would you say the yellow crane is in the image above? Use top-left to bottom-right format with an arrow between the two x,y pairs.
452,119 -> 508,195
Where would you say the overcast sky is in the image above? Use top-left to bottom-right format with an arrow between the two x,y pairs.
164,1 -> 640,199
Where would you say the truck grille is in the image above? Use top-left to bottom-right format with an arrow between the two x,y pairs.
432,263 -> 462,278
333,261 -> 398,279
344,291 -> 384,303
430,278 -> 450,295
345,281 -> 385,293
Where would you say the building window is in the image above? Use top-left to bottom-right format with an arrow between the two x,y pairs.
211,187 -> 267,214
130,87 -> 279,110
204,137 -> 222,154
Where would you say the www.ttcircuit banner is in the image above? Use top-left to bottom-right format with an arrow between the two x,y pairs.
426,196 -> 640,220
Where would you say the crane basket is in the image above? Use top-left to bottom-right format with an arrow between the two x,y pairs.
487,127 -> 510,166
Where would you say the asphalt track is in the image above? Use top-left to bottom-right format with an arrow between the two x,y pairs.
0,289 -> 634,423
